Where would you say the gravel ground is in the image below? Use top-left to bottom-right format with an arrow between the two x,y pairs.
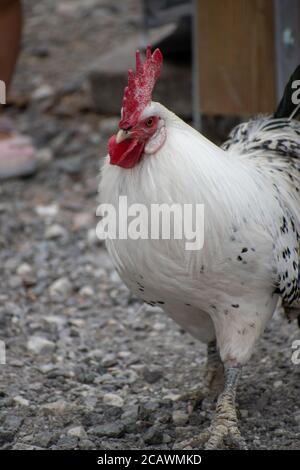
0,0 -> 300,451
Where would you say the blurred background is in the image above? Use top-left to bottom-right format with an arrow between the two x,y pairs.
0,0 -> 299,451
4,0 -> 300,164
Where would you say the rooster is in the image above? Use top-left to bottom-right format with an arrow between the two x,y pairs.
99,47 -> 300,449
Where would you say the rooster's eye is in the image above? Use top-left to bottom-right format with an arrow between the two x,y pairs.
146,118 -> 154,127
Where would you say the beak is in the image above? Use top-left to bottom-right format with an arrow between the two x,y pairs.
116,129 -> 131,144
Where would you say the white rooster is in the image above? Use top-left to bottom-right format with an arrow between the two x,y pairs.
99,47 -> 300,449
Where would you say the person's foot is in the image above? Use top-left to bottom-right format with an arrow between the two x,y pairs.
0,118 -> 38,180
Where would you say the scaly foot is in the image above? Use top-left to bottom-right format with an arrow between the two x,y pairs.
189,405 -> 247,449
183,365 -> 247,450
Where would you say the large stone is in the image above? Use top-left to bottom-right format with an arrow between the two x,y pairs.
89,29 -> 191,119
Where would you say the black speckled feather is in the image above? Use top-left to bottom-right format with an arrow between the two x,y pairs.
223,117 -> 300,310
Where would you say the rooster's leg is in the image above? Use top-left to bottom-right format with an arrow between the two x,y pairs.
180,340 -> 224,411
205,340 -> 224,394
188,365 -> 247,450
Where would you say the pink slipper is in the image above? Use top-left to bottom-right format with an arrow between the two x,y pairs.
0,118 -> 38,180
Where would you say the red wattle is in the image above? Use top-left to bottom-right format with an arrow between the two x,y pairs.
108,135 -> 145,169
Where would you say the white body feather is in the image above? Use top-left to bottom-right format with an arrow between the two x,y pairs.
100,103 -> 300,365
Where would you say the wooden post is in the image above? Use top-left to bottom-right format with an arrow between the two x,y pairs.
194,0 -> 276,116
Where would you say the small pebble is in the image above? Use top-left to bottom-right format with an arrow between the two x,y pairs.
49,277 -> 72,297
35,204 -> 59,218
40,400 -> 68,415
101,353 -> 117,367
27,336 -> 55,355
90,423 -> 125,438
143,427 -> 164,445
79,286 -> 94,297
103,393 -> 124,408
67,426 -> 87,439
143,367 -> 162,384
45,224 -> 67,239
172,410 -> 189,426
13,396 -> 30,407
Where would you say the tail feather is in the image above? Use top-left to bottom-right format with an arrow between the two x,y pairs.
274,65 -> 300,119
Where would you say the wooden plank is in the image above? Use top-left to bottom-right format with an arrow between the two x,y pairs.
195,0 -> 276,115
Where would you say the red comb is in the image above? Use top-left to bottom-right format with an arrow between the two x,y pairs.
119,46 -> 163,129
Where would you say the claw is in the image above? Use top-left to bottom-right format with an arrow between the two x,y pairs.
228,429 -> 248,450
204,420 -> 247,449
186,420 -> 247,450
